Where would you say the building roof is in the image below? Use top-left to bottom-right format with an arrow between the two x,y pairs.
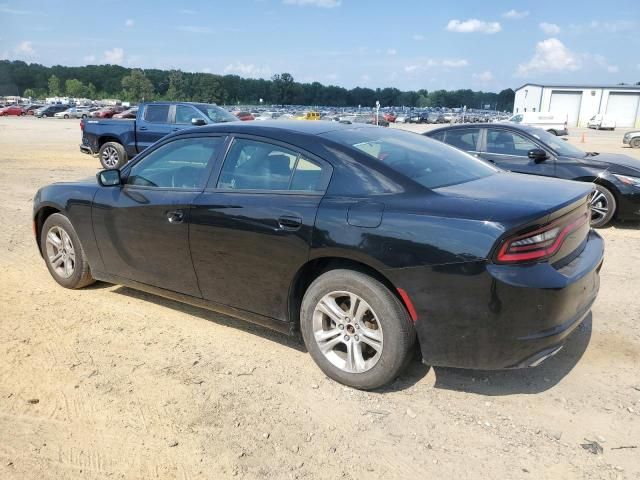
515,83 -> 640,92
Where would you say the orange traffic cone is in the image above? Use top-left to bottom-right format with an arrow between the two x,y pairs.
580,133 -> 585,143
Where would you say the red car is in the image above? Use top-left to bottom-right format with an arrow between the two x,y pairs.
235,111 -> 255,121
0,105 -> 26,116
91,106 -> 125,119
383,112 -> 397,123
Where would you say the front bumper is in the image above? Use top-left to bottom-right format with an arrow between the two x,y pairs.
388,230 -> 604,370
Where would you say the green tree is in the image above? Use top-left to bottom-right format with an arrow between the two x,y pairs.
87,82 -> 97,99
65,78 -> 86,98
47,75 -> 61,96
121,69 -> 155,101
166,70 -> 187,101
271,73 -> 295,105
23,88 -> 36,98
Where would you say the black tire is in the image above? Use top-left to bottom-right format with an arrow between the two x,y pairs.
64,114 -> 69,119
548,129 -> 558,136
40,213 -> 95,289
300,269 -> 415,390
99,141 -> 127,169
589,184 -> 616,228
631,138 -> 640,149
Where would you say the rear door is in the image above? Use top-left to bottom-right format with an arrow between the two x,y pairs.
190,135 -> 332,321
479,127 -> 556,176
439,127 -> 482,156
136,104 -> 173,153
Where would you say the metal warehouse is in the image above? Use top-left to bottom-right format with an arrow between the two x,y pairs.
514,83 -> 640,128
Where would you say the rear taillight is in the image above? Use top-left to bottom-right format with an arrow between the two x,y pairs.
496,211 -> 589,263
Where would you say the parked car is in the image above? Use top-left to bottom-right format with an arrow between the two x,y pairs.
113,107 -> 138,119
383,112 -> 397,123
35,104 -> 69,118
0,105 -> 26,116
54,107 -> 91,119
353,114 -> 389,127
34,121 -> 603,390
80,102 -> 238,168
507,112 -> 568,136
425,123 -> 640,227
587,114 -> 616,130
24,104 -> 43,115
623,131 -> 640,149
235,111 -> 255,121
91,106 -> 126,119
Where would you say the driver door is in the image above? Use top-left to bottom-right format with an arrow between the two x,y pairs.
479,128 -> 556,177
92,135 -> 226,296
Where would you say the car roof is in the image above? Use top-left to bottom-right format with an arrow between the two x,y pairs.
427,122 -> 539,134
174,120 -> 373,137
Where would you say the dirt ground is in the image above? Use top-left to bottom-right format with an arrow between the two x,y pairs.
1,116 -> 639,480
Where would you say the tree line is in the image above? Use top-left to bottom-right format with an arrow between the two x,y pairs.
0,60 -> 515,110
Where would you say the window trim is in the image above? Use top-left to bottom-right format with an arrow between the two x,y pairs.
205,134 -> 333,195
120,133 -> 229,192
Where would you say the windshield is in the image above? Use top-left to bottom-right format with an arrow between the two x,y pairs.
196,105 -> 238,123
323,127 -> 498,189
529,128 -> 587,157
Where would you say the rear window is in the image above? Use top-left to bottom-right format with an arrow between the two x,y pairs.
322,127 -> 497,189
144,104 -> 170,123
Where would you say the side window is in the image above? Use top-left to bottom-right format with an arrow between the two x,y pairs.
175,105 -> 202,124
143,104 -> 170,123
290,157 -> 323,191
486,129 -> 538,157
217,139 -> 298,191
443,128 -> 480,152
429,131 -> 445,142
127,137 -> 223,189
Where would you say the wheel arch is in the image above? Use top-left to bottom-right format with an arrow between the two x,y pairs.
287,256 -> 413,332
97,136 -> 122,149
34,204 -> 64,255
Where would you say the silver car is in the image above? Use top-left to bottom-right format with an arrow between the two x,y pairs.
54,107 -> 92,119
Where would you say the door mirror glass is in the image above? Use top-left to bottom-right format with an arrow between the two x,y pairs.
191,118 -> 206,126
97,169 -> 121,186
528,148 -> 549,161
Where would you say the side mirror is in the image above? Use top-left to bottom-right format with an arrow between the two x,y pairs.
528,148 -> 549,162
97,169 -> 121,186
191,118 -> 206,126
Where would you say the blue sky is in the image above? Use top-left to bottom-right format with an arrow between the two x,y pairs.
1,0 -> 639,91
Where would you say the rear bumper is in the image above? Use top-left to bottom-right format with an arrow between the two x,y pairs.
388,230 -> 604,370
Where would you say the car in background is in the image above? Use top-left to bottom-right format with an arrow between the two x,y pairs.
54,107 -> 92,119
91,106 -> 126,119
383,112 -> 397,123
35,121 -> 603,390
298,111 -> 321,121
587,114 -> 616,130
394,113 -> 409,123
235,111 -> 255,121
113,107 -> 138,119
353,114 -> 389,127
507,112 -> 568,136
0,105 -> 26,116
35,104 -> 69,118
24,104 -> 44,115
425,123 -> 640,227
623,131 -> 640,149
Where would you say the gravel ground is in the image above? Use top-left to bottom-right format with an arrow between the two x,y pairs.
0,116 -> 639,480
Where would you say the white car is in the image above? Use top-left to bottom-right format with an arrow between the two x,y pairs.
587,114 -> 616,130
508,112 -> 568,136
54,107 -> 91,119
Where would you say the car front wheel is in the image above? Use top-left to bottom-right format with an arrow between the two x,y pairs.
631,138 -> 640,149
589,184 -> 616,228
301,269 -> 415,390
41,213 -> 95,289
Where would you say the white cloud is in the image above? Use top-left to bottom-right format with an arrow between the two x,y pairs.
0,4 -> 34,14
84,54 -> 96,63
223,62 -> 271,78
125,19 -> 134,28
386,48 -> 397,56
503,9 -> 529,19
412,34 -> 424,41
446,19 -> 501,34
103,47 -> 124,64
283,0 -> 341,7
15,40 -> 35,56
178,8 -> 196,14
607,65 -> 619,73
404,65 -> 419,73
516,38 -> 580,76
473,71 -> 493,82
405,59 -> 468,73
539,22 -> 561,35
441,59 -> 468,67
326,73 -> 339,81
361,74 -> 371,82
176,25 -> 212,34
570,20 -> 636,33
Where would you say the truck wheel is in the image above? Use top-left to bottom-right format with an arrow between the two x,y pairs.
631,138 -> 640,149
99,142 -> 127,169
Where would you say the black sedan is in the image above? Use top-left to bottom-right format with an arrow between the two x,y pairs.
425,123 -> 640,227
34,122 -> 604,389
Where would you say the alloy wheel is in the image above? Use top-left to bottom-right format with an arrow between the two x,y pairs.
589,189 -> 609,224
101,146 -> 119,168
312,291 -> 383,374
45,226 -> 75,278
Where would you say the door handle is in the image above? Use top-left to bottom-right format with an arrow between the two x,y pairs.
278,215 -> 302,231
139,126 -> 148,131
166,209 -> 184,224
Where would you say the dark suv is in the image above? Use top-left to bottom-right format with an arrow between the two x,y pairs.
425,123 -> 640,227
35,104 -> 69,118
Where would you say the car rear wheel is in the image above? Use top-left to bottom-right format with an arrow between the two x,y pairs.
631,138 -> 640,149
589,184 -> 616,228
99,142 -> 127,169
41,213 -> 95,289
300,269 -> 415,390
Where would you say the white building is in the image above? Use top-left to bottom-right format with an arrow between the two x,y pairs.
513,84 -> 640,128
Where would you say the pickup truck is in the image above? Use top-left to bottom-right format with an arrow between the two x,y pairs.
80,102 -> 238,168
